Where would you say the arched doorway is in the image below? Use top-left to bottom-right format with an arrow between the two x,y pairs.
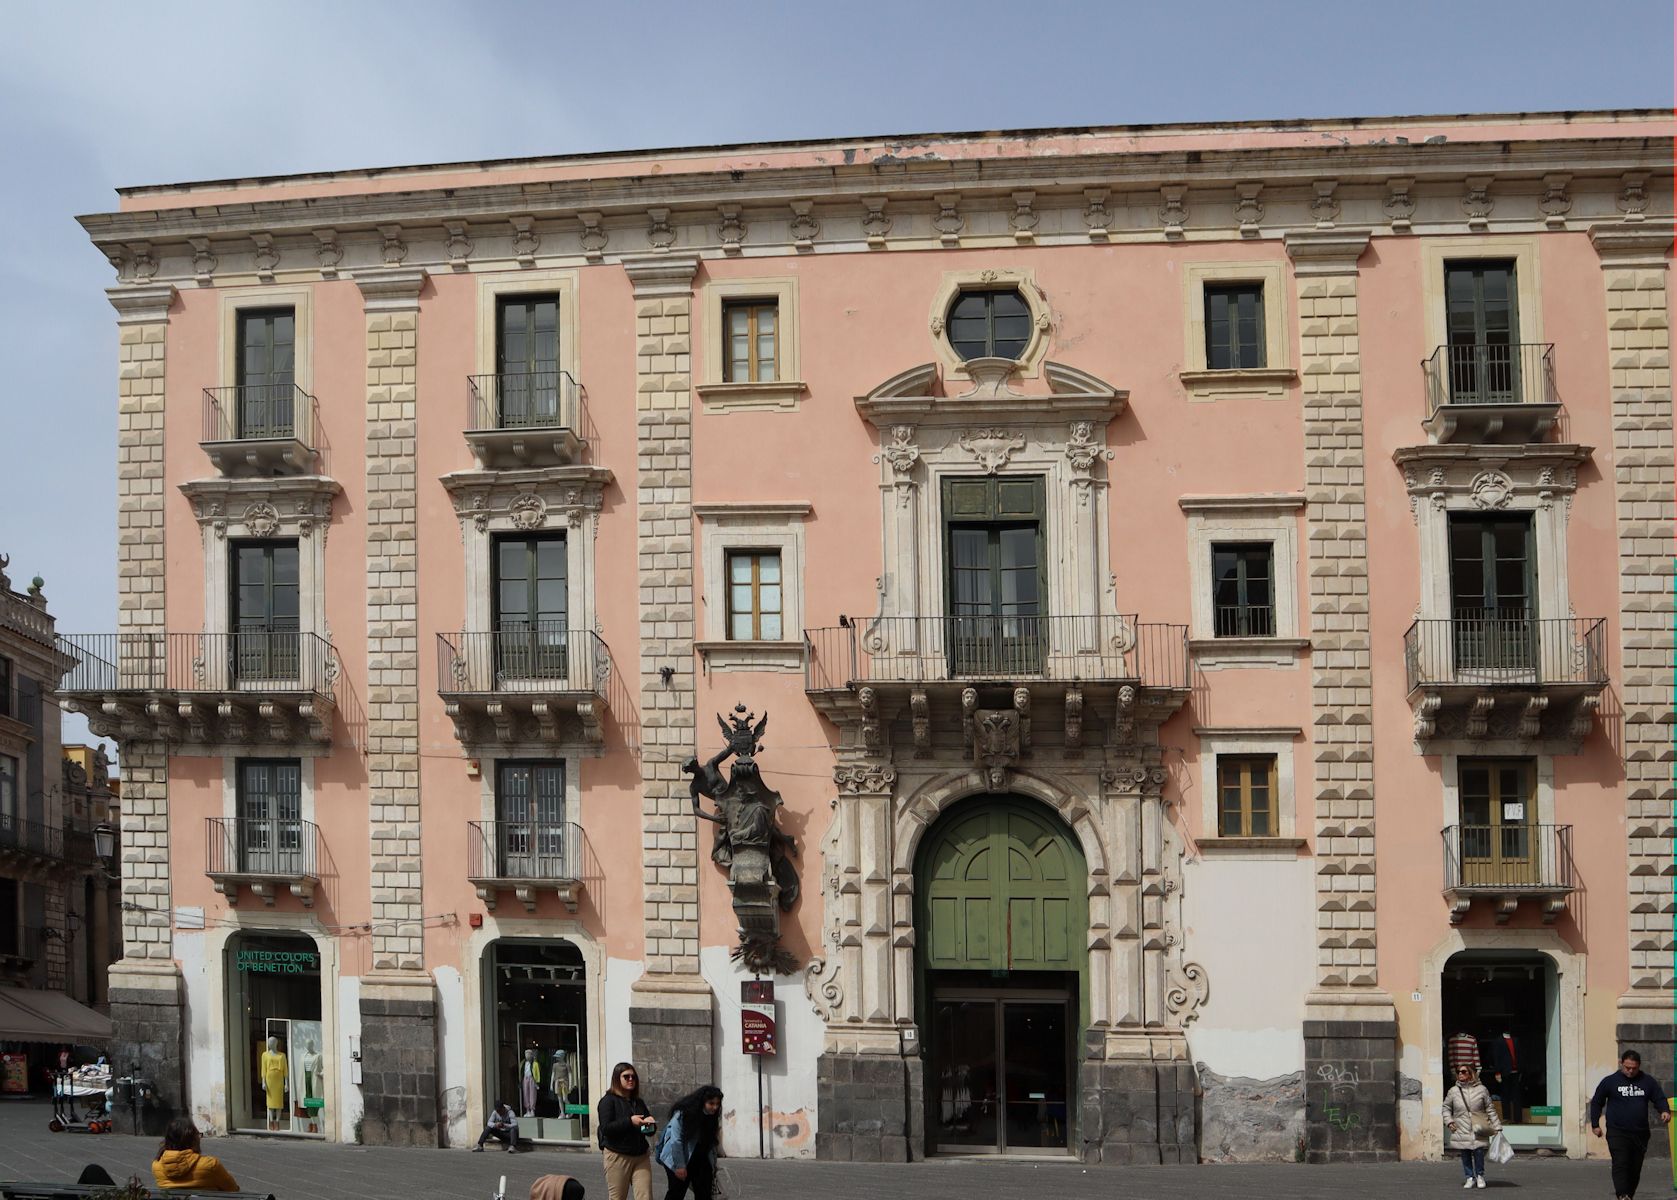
915,795 -> 1087,1156
223,930 -> 325,1135
480,938 -> 591,1144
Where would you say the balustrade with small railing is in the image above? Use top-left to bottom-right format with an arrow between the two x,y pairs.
1423,342 -> 1555,416
437,626 -> 607,695
1403,615 -> 1606,690
206,816 -> 320,879
468,371 -> 581,433
468,819 -> 582,883
55,631 -> 339,701
203,384 -> 318,446
1443,823 -> 1574,893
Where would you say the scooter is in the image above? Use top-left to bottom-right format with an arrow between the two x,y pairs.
48,1068 -> 111,1134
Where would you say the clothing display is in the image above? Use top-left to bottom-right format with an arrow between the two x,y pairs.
1488,1032 -> 1523,1120
260,1047 -> 288,1113
1446,1032 -> 1482,1074
521,1051 -> 542,1117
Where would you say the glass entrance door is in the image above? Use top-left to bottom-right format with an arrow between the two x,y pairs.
928,989 -> 1071,1155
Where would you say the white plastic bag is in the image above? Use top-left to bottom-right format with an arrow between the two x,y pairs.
1488,1131 -> 1514,1165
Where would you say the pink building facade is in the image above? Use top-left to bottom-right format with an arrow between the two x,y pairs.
66,110 -> 1672,1164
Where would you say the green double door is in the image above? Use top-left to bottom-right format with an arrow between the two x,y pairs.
918,798 -> 1087,1155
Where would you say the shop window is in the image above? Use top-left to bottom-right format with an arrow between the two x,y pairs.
1442,952 -> 1557,1136
227,932 -> 323,1135
485,939 -> 590,1143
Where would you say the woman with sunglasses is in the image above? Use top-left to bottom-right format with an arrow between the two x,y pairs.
1444,1062 -> 1501,1189
597,1062 -> 655,1200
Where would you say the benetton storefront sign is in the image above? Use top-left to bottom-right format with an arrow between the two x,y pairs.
236,949 -> 319,975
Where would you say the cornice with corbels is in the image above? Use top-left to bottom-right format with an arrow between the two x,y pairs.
86,143 -> 1670,288
437,465 -> 614,534
178,475 -> 343,542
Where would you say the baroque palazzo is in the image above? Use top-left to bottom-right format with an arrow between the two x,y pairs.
65,109 -> 1672,1165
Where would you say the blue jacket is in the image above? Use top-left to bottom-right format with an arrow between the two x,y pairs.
654,1110 -> 715,1172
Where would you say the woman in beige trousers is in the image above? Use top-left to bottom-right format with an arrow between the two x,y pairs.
597,1062 -> 654,1200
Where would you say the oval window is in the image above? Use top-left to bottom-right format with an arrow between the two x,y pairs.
946,289 -> 1031,361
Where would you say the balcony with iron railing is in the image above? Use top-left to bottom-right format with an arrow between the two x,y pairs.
1442,823 -> 1574,924
467,819 -> 585,912
206,816 -> 322,908
465,371 -> 586,468
0,813 -> 66,870
202,384 -> 320,475
54,631 -> 340,749
0,926 -> 43,978
1422,342 -> 1559,444
437,625 -> 610,749
1404,615 -> 1607,749
0,686 -> 41,741
804,614 -> 1190,753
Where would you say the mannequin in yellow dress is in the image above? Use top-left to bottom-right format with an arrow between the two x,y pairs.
260,1036 -> 288,1132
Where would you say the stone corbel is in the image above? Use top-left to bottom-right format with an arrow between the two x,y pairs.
1385,177 -> 1416,234
1466,694 -> 1495,739
717,205 -> 746,255
1617,172 -> 1650,221
858,686 -> 881,753
1539,174 -> 1572,230
1462,176 -> 1494,232
646,208 -> 676,251
1414,694 -> 1442,740
189,238 -> 217,287
909,689 -> 929,757
788,201 -> 819,253
1009,191 -> 1038,244
1064,687 -> 1083,757
934,193 -> 963,248
577,212 -> 607,263
1012,687 -> 1031,755
960,688 -> 977,757
378,224 -> 408,266
250,234 -> 278,282
444,222 -> 474,271
1159,185 -> 1188,239
510,216 -> 541,266
1083,188 -> 1111,242
1568,694 -> 1600,740
1310,180 -> 1341,229
860,196 -> 889,249
1518,695 -> 1548,739
314,229 -> 343,278
1233,182 -> 1263,238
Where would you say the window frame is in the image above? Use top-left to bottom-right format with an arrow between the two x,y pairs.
1210,541 -> 1275,638
1216,754 -> 1279,838
721,299 -> 781,384
1203,282 -> 1267,371
0,753 -> 15,822
1179,260 -> 1294,398
1181,495 -> 1305,668
695,503 -> 810,671
234,757 -> 304,872
0,657 -> 10,720
724,549 -> 784,642
699,277 -> 804,410
927,268 -> 1052,381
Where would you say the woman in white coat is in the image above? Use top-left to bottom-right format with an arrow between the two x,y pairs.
1443,1062 -> 1502,1188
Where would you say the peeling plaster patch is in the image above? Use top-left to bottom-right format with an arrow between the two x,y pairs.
604,957 -> 644,1071
435,966 -> 469,1147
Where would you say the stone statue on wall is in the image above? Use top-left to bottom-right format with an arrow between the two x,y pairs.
684,703 -> 800,975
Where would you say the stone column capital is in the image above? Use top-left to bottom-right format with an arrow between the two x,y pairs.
624,252 -> 701,297
355,266 -> 428,311
106,283 -> 178,324
1588,219 -> 1673,268
1283,228 -> 1372,276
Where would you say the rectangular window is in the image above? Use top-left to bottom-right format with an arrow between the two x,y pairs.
231,541 -> 300,680
1457,759 -> 1535,886
1448,515 -> 1534,669
496,294 -> 563,426
1217,755 -> 1276,837
1211,543 -> 1275,637
0,879 -> 16,957
0,754 -> 15,825
1444,260 -> 1519,404
493,533 -> 568,680
496,761 -> 567,878
0,657 -> 10,719
235,308 -> 297,438
1205,283 -> 1266,370
236,759 -> 303,874
942,476 -> 1047,675
723,300 -> 779,383
726,550 -> 783,641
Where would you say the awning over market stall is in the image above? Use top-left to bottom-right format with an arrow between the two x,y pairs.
0,987 -> 112,1043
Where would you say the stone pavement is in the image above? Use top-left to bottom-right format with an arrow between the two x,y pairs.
0,1101 -> 1645,1200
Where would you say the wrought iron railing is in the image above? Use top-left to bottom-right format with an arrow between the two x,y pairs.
467,819 -> 582,882
206,816 -> 319,878
1403,616 -> 1606,691
0,813 -> 65,860
437,626 -> 608,694
467,371 -> 581,433
0,925 -> 42,966
54,632 -> 339,703
203,384 -> 318,446
1443,823 -> 1574,892
1423,342 -> 1555,415
1213,603 -> 1275,638
804,615 -> 1189,690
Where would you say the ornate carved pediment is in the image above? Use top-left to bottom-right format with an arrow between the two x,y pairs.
1393,443 -> 1592,521
179,476 -> 342,541
439,465 -> 613,533
855,361 -> 1127,428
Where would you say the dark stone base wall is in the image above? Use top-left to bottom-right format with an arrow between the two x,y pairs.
815,1051 -> 923,1162
1618,1021 -> 1675,1161
1303,1020 -> 1398,1163
109,977 -> 185,1136
1079,1058 -> 1199,1164
359,991 -> 440,1147
630,1003 -> 714,1119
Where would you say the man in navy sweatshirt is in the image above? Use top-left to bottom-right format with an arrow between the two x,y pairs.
1589,1049 -> 1672,1199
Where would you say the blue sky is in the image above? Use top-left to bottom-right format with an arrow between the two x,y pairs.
0,0 -> 1670,747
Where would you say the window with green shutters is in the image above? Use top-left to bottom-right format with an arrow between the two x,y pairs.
496,294 -> 562,426
942,476 -> 1046,675
493,533 -> 568,680
1444,260 -> 1519,403
231,541 -> 300,680
1204,283 -> 1266,370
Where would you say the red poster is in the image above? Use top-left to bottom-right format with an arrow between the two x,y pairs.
740,1003 -> 777,1056
1,1053 -> 29,1095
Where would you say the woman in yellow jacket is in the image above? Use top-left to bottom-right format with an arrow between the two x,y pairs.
151,1118 -> 241,1192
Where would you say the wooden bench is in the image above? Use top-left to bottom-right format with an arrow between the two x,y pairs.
1,1185 -> 274,1200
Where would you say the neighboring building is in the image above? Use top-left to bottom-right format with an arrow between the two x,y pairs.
0,558 -> 114,1080
64,110 -> 1672,1163
63,743 -> 122,1005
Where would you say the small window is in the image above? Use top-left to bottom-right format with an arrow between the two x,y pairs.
947,289 -> 1031,361
1218,755 -> 1276,837
1204,283 -> 1266,370
0,657 -> 10,719
723,300 -> 779,383
235,308 -> 297,438
1212,543 -> 1274,637
0,754 -> 14,822
726,550 -> 783,641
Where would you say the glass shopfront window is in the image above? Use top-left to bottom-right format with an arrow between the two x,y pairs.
484,939 -> 590,1144
226,931 -> 325,1136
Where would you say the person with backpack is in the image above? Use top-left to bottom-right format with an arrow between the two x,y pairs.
653,1086 -> 723,1200
597,1062 -> 655,1200
1443,1061 -> 1501,1189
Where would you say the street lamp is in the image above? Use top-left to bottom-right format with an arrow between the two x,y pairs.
92,822 -> 119,880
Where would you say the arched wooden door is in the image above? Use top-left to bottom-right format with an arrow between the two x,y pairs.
916,797 -> 1087,1155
